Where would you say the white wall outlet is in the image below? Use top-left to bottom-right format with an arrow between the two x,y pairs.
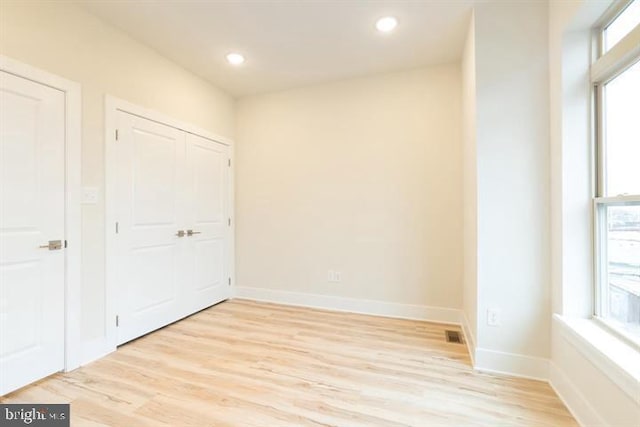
327,270 -> 341,283
81,187 -> 100,205
487,308 -> 501,327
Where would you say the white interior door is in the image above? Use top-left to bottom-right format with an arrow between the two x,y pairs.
115,111 -> 186,345
182,134 -> 230,315
0,71 -> 66,395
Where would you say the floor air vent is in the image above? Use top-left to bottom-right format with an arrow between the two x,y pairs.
445,330 -> 463,344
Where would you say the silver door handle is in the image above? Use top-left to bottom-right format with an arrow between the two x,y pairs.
186,230 -> 201,236
175,230 -> 185,237
39,240 -> 62,250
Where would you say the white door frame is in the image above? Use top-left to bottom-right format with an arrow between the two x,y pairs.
0,55 -> 82,372
104,95 -> 235,351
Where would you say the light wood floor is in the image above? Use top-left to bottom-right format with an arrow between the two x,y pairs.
2,300 -> 577,426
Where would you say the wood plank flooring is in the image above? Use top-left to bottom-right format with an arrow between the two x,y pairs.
1,299 -> 577,426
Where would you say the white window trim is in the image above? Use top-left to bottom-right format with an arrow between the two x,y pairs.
593,0 -> 636,58
554,314 -> 640,403
591,24 -> 640,85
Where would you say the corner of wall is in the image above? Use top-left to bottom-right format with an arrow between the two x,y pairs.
461,311 -> 477,365
461,1 -> 478,360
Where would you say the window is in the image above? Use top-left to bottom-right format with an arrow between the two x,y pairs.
602,60 -> 640,197
594,1 -> 640,344
604,0 -> 640,52
593,0 -> 640,346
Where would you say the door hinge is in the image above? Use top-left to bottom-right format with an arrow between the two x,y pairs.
228,218 -> 231,226
228,158 -> 231,167
116,315 -> 119,327
228,277 -> 231,286
115,129 -> 119,141
64,240 -> 68,248
115,222 -> 119,234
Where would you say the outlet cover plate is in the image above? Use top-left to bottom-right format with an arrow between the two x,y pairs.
487,308 -> 501,327
81,187 -> 99,205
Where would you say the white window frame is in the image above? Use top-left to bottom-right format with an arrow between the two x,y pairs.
591,0 -> 640,349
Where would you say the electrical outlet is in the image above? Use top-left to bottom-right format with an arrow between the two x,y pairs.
81,187 -> 99,205
327,270 -> 341,283
487,308 -> 501,327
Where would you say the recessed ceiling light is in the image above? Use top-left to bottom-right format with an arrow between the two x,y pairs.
376,16 -> 398,33
226,53 -> 245,66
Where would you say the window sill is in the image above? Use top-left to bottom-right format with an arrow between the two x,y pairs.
554,314 -> 640,402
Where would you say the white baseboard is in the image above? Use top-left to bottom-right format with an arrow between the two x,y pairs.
234,286 -> 462,324
236,287 -> 551,380
460,312 -> 477,365
458,313 -> 548,381
80,337 -> 115,367
549,362 -> 606,427
474,347 -> 549,381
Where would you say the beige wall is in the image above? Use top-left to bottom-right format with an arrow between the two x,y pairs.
236,66 -> 463,309
0,2 -> 235,343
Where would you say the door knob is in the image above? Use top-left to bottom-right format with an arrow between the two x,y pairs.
186,229 -> 201,236
175,230 -> 185,237
39,240 -> 62,250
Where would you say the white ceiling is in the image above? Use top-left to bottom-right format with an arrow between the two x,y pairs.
79,1 -> 474,97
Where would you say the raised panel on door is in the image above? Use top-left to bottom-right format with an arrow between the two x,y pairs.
115,111 -> 186,345
183,134 -> 230,315
0,71 -> 65,395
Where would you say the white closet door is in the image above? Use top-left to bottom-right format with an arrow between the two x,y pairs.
115,111 -> 187,345
181,134 -> 230,316
0,71 -> 65,394
114,111 -> 231,345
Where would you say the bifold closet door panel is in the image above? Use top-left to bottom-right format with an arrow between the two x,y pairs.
181,134 -> 231,316
114,111 -> 187,345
